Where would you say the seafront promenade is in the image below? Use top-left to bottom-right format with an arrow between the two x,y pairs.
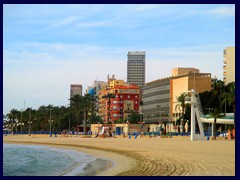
3,135 -> 235,176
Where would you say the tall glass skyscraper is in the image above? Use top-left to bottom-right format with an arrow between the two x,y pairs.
127,51 -> 146,88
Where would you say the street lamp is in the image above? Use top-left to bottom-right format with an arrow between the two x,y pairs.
28,120 -> 32,136
28,108 -> 32,136
48,106 -> 53,137
69,118 -> 70,135
98,122 -> 100,134
168,116 -> 172,137
21,109 -> 23,134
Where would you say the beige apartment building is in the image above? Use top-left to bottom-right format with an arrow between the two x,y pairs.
171,68 -> 211,122
223,47 -> 235,85
142,68 -> 212,124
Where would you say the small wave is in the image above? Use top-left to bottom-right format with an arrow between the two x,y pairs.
3,144 -> 111,176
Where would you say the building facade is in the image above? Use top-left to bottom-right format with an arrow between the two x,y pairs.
142,68 -> 212,124
70,84 -> 82,98
127,51 -> 146,88
171,70 -> 211,123
142,78 -> 171,124
98,80 -> 140,123
223,46 -> 235,85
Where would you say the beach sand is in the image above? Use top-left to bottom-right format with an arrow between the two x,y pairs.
3,135 -> 235,176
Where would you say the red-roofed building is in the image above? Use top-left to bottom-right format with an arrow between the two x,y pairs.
98,81 -> 140,123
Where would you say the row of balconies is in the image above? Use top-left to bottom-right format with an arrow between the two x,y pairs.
223,64 -> 226,70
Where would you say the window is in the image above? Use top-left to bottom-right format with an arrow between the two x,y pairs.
120,95 -> 123,98
135,101 -> 138,104
113,114 -> 118,117
128,95 -> 130,98
135,95 -> 138,98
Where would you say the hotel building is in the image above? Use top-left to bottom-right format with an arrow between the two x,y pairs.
223,46 -> 235,85
98,79 -> 140,123
127,51 -> 146,88
142,68 -> 212,124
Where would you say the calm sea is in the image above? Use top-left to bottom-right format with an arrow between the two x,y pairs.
3,144 -> 114,176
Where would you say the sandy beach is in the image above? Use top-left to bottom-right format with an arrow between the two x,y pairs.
3,135 -> 235,176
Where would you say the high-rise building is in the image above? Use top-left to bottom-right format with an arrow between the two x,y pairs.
223,47 -> 235,85
127,51 -> 146,88
70,84 -> 82,98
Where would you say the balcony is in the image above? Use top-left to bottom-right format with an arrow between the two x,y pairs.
223,58 -> 227,64
223,50 -> 227,57
124,110 -> 132,113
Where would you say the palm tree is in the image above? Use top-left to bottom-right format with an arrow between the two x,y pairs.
211,108 -> 222,140
69,95 -> 83,123
102,93 -> 116,123
128,110 -> 140,124
175,92 -> 188,132
212,80 -> 225,112
221,82 -> 235,128
81,94 -> 93,135
6,109 -> 19,134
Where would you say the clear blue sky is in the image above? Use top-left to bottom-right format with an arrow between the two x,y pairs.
3,4 -> 235,114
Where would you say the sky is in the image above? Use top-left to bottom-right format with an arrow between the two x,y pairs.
3,4 -> 235,115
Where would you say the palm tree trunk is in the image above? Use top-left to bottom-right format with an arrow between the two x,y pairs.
84,109 -> 86,135
182,106 -> 185,132
107,98 -> 110,123
213,118 -> 217,140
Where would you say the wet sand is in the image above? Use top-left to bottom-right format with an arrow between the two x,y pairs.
3,135 -> 235,176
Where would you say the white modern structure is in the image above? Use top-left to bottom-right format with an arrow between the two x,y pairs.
186,89 -> 205,141
186,89 -> 234,141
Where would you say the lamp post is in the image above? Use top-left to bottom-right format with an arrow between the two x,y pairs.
28,120 -> 32,136
69,118 -> 70,135
48,106 -> 53,137
168,116 -> 172,137
28,108 -> 32,136
21,109 -> 23,134
98,122 -> 100,134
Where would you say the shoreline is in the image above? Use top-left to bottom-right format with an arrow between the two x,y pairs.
3,136 -> 136,176
3,135 -> 235,176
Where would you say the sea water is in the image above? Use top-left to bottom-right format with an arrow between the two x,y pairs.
3,144 -> 114,176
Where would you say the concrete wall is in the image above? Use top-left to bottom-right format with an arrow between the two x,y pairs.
223,47 -> 235,85
90,124 -> 150,134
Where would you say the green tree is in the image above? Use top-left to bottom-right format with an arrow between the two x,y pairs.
211,108 -> 222,140
82,94 -> 94,134
69,95 -> 83,123
212,80 -> 225,112
6,109 -> 19,134
128,110 -> 140,124
221,82 -> 235,128
102,93 -> 116,123
175,92 -> 188,132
